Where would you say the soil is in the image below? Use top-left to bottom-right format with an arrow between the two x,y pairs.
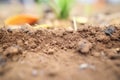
0,24 -> 120,80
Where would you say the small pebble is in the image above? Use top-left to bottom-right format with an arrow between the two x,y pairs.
78,39 -> 92,53
32,69 -> 38,76
104,26 -> 115,36
79,63 -> 95,70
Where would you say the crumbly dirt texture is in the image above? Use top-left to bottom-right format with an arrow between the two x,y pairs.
0,24 -> 120,80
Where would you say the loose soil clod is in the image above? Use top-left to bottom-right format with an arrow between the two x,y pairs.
3,46 -> 22,57
77,39 -> 92,53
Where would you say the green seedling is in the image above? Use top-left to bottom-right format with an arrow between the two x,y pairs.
50,0 -> 74,19
36,0 -> 74,19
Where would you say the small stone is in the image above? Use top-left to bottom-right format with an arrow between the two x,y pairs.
104,26 -> 115,36
78,39 -> 92,53
32,69 -> 38,76
79,63 -> 95,70
79,63 -> 89,69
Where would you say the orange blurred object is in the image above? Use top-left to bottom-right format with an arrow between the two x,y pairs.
95,0 -> 106,9
5,14 -> 39,25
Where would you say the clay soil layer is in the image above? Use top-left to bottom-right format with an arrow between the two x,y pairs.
0,25 -> 120,80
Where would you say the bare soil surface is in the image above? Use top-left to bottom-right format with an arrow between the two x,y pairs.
0,24 -> 120,80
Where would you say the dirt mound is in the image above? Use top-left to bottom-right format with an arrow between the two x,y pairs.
0,25 -> 120,80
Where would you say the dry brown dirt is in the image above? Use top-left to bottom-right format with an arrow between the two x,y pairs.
0,24 -> 120,80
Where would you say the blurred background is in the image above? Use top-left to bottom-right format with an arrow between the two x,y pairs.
0,0 -> 120,26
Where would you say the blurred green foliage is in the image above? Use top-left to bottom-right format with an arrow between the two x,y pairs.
52,0 -> 74,19
35,0 -> 49,4
36,0 -> 74,19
